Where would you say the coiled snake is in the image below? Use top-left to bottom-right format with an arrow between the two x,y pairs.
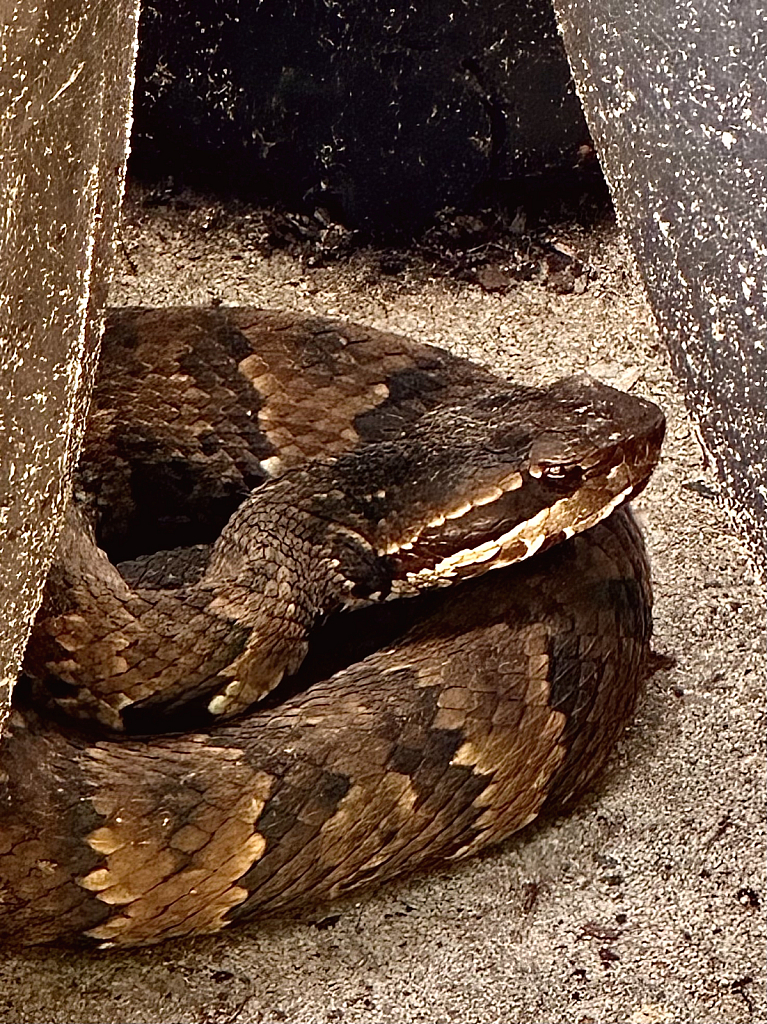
1,308 -> 664,947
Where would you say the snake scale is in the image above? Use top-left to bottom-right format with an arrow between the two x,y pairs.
1,308 -> 664,947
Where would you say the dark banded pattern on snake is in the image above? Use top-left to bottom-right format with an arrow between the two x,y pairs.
1,309 -> 664,947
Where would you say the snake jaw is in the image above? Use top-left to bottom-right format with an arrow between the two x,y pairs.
390,484 -> 638,594
377,473 -> 525,555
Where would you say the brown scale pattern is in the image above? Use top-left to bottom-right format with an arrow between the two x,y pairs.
0,509 -> 650,946
26,308 -> 509,724
2,309 -> 660,947
78,308 -> 498,558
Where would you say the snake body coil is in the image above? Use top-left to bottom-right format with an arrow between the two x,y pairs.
1,309 -> 664,947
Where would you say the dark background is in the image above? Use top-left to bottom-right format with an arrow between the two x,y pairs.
129,0 -> 599,231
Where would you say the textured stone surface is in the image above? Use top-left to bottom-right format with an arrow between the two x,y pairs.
553,0 -> 767,577
0,1 -> 141,724
129,0 -> 591,229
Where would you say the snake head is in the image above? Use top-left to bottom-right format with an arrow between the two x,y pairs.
337,374 -> 666,592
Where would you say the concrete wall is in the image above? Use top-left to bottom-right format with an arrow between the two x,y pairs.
0,1 -> 141,724
554,0 -> 767,577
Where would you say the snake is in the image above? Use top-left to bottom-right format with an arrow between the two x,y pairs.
0,307 -> 665,948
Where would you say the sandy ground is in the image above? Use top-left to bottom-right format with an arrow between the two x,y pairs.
3,189 -> 763,1024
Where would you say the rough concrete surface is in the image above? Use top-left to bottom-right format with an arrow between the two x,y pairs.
0,0 -> 140,722
3,189 -> 763,1023
554,0 -> 767,579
